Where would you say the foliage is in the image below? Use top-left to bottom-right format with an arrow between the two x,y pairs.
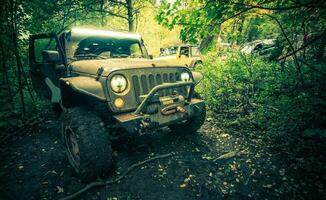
156,0 -> 326,48
156,0 -> 326,139
198,49 -> 326,138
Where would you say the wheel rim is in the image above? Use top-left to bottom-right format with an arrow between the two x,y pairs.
64,126 -> 80,172
194,63 -> 203,69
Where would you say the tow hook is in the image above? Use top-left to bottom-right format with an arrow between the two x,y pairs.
140,120 -> 151,129
176,106 -> 186,113
161,105 -> 187,115
139,119 -> 158,135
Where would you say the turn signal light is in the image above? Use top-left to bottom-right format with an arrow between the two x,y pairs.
114,98 -> 125,108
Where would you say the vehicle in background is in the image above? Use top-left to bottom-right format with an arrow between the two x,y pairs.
156,44 -> 203,69
241,39 -> 276,57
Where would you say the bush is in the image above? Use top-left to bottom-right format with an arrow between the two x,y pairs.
198,51 -> 326,138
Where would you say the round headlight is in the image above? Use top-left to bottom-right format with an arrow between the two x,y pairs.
181,72 -> 190,82
111,74 -> 127,93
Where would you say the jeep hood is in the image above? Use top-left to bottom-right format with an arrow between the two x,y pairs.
70,58 -> 187,76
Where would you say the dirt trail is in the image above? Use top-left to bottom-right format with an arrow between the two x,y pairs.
0,112 -> 325,200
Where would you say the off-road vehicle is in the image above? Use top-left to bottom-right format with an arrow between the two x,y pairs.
157,44 -> 203,69
29,28 -> 206,181
241,39 -> 277,57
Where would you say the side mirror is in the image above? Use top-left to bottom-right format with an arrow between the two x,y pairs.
192,71 -> 203,85
42,50 -> 61,63
149,55 -> 153,59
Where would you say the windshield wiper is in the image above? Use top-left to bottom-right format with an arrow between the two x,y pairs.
75,53 -> 107,60
129,55 -> 144,58
111,54 -> 131,58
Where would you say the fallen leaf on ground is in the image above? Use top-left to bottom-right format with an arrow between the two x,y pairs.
56,186 -> 64,193
263,184 -> 273,188
184,174 -> 193,183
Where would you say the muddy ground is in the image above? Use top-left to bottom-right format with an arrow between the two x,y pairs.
0,111 -> 325,200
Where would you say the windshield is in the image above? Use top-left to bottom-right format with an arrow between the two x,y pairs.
66,33 -> 148,60
160,46 -> 178,56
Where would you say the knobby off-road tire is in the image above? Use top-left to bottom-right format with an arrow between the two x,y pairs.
61,107 -> 112,182
169,93 -> 206,134
193,62 -> 203,70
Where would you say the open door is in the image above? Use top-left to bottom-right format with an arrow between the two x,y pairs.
29,33 -> 65,101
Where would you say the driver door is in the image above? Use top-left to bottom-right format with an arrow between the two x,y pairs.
29,33 -> 65,101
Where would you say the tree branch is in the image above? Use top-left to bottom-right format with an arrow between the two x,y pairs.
108,0 -> 128,8
278,34 -> 323,61
91,8 -> 129,20
59,152 -> 175,200
233,2 -> 303,11
221,7 -> 255,23
263,14 -> 301,71
233,1 -> 326,11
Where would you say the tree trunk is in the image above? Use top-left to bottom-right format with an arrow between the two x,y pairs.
13,33 -> 26,118
100,0 -> 106,27
10,0 -> 26,118
199,35 -> 214,50
0,46 -> 14,109
199,25 -> 215,50
126,0 -> 134,32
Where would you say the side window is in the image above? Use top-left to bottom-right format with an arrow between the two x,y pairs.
130,43 -> 142,57
34,38 -> 57,63
170,47 -> 178,55
180,47 -> 189,57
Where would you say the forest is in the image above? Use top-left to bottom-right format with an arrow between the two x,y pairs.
0,0 -> 325,199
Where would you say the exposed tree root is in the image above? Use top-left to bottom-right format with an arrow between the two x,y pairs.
214,148 -> 248,161
59,152 -> 175,200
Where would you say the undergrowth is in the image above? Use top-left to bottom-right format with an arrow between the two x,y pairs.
198,50 -> 326,139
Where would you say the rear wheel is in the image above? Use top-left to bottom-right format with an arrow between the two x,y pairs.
61,107 -> 112,182
169,93 -> 206,134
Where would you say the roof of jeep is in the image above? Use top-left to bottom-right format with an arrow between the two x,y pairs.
64,27 -> 142,40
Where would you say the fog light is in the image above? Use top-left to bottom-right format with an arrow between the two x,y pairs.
114,98 -> 124,108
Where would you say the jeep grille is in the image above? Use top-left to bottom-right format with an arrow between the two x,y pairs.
132,72 -> 184,103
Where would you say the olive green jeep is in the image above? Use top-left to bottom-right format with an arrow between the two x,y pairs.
29,28 -> 206,181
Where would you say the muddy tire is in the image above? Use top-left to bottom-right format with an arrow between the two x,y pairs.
193,62 -> 203,70
169,93 -> 206,134
61,107 -> 112,182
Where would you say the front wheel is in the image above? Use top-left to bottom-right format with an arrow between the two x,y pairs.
193,62 -> 203,70
61,107 -> 112,182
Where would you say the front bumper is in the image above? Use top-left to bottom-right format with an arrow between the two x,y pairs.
113,82 -> 205,134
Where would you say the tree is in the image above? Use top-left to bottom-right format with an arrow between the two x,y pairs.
156,0 -> 326,55
82,0 -> 152,32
